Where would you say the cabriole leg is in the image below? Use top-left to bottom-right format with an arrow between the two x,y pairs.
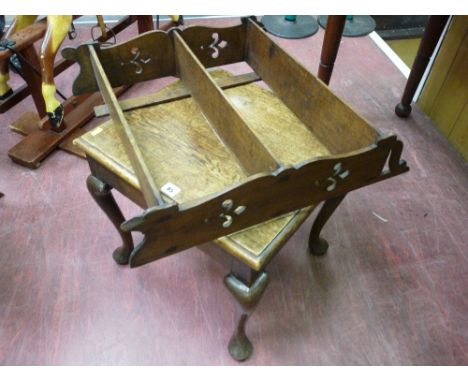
224,265 -> 270,362
309,194 -> 346,256
86,175 -> 134,265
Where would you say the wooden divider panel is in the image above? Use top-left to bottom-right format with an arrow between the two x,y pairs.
245,19 -> 378,154
173,31 -> 278,174
88,45 -> 165,207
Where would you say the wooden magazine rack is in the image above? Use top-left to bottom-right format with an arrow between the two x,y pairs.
69,17 -> 409,361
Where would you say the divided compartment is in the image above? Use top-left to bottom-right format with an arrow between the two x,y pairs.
71,18 -> 408,267
81,19 -> 383,211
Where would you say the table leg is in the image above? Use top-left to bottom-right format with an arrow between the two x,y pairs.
136,15 -> 154,33
224,261 -> 270,361
309,194 -> 346,256
86,175 -> 134,265
318,15 -> 346,85
395,15 -> 449,118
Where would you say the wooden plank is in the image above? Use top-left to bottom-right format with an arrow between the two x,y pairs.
426,25 -> 468,136
245,19 -> 378,154
123,135 -> 408,268
418,16 -> 467,112
88,45 -> 164,207
9,111 -> 41,135
173,31 -> 278,175
8,92 -> 104,168
447,100 -> 468,161
224,83 -> 330,165
94,71 -> 261,117
0,83 -> 30,113
58,128 -> 86,158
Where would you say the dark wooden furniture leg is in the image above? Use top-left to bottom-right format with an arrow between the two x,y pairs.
318,15 -> 346,85
136,15 -> 154,34
395,15 -> 449,118
309,194 -> 346,256
224,260 -> 270,361
86,175 -> 134,265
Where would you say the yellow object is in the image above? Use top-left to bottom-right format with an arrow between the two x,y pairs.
0,15 -> 38,96
96,15 -> 107,39
386,38 -> 421,68
0,72 -> 11,96
42,83 -> 61,112
418,16 -> 468,160
45,15 -> 73,52
13,15 -> 38,30
170,15 -> 182,24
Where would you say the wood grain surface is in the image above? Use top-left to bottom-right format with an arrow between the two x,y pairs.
93,71 -> 261,117
173,31 -> 278,174
246,20 -> 378,154
75,70 -> 325,269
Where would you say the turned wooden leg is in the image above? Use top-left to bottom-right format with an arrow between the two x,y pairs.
395,15 -> 449,118
309,194 -> 346,256
136,15 -> 154,33
318,15 -> 346,85
86,175 -> 134,265
224,262 -> 270,362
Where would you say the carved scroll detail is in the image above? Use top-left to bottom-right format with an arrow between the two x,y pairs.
315,162 -> 350,192
208,199 -> 247,228
200,32 -> 228,58
120,46 -> 151,74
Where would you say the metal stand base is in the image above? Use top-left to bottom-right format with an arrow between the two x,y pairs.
262,16 -> 319,39
318,16 -> 376,37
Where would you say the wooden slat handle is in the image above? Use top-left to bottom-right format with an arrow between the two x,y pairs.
88,44 -> 165,207
173,31 -> 278,175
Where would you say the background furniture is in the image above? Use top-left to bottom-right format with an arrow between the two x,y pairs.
261,15 -> 318,39
317,15 -> 346,85
395,15 -> 450,118
417,16 -> 468,161
318,15 -> 376,37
